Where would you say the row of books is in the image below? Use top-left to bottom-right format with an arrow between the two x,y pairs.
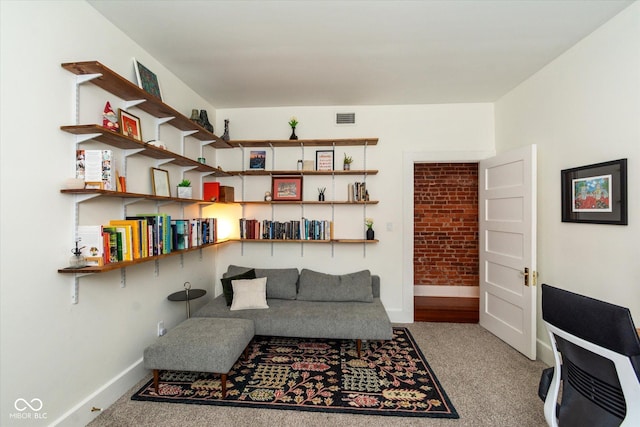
239,218 -> 334,241
348,182 -> 369,202
77,215 -> 218,266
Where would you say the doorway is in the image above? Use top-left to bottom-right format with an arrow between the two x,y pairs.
413,162 -> 479,322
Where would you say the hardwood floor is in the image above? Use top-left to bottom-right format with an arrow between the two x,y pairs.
414,296 -> 479,323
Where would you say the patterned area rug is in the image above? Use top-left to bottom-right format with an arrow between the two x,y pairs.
132,327 -> 458,418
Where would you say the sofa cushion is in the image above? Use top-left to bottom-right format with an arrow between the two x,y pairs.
226,265 -> 298,300
221,269 -> 256,306
297,269 -> 373,302
230,277 -> 269,311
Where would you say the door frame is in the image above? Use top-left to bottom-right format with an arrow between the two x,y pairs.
402,150 -> 495,323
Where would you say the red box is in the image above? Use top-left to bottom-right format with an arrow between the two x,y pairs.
203,182 -> 220,202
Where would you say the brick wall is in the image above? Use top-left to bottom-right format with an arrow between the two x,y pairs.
414,163 -> 478,287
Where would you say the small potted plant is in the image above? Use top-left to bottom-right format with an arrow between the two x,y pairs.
365,217 -> 375,240
177,179 -> 192,199
343,153 -> 353,170
288,116 -> 299,140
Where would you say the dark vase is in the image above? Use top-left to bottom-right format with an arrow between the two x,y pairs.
199,110 -> 214,133
289,126 -> 298,140
319,193 -> 325,201
222,119 -> 230,142
366,227 -> 375,240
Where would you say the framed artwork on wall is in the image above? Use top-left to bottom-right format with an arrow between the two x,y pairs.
561,158 -> 627,225
151,167 -> 171,197
272,176 -> 303,201
133,58 -> 163,101
316,150 -> 335,171
118,109 -> 142,141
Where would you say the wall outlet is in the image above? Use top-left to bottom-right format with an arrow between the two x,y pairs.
157,321 -> 166,337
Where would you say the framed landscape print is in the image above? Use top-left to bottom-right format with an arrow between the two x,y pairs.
249,150 -> 266,170
561,158 -> 627,225
272,176 -> 303,201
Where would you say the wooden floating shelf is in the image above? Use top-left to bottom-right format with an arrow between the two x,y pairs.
228,138 -> 378,148
61,61 -> 231,148
232,239 -> 378,243
238,200 -> 378,205
61,125 -> 231,176
59,188 -> 233,204
227,169 -> 378,176
58,241 -> 231,274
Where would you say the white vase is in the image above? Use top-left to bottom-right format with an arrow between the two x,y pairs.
177,187 -> 192,199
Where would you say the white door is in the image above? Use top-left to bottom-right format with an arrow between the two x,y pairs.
479,145 -> 537,360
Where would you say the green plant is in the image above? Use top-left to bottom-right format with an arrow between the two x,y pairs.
288,116 -> 299,128
365,218 -> 374,229
178,179 -> 191,187
343,153 -> 353,164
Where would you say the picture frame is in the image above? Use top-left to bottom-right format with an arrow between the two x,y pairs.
561,158 -> 627,225
118,109 -> 143,141
249,150 -> 266,170
316,150 -> 335,171
133,58 -> 163,100
272,176 -> 303,201
151,167 -> 171,197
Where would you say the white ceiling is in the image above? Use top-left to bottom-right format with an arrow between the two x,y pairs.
88,0 -> 633,109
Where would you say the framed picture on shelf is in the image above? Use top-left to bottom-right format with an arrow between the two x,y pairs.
118,109 -> 142,141
561,158 -> 627,225
133,58 -> 163,100
151,167 -> 171,197
272,176 -> 303,201
316,150 -> 335,171
249,150 -> 266,170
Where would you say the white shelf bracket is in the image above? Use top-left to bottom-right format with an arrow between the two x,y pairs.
75,133 -> 102,144
123,99 -> 145,110
120,268 -> 126,288
75,193 -> 100,203
154,259 -> 160,276
182,130 -> 198,138
71,272 -> 92,304
123,198 -> 144,207
123,148 -> 145,157
155,158 -> 175,167
180,253 -> 184,268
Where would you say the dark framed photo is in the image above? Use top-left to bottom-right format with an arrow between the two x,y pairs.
561,158 -> 627,225
151,167 -> 170,197
272,176 -> 303,201
250,150 -> 266,170
118,109 -> 142,141
316,150 -> 335,171
133,58 -> 163,101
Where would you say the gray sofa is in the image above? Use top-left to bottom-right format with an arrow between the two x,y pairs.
193,266 -> 393,345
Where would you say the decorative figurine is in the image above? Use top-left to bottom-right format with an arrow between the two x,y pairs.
189,109 -> 201,126
102,101 -> 119,132
264,191 -> 272,202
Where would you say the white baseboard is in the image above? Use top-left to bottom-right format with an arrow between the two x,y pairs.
414,285 -> 479,298
536,338 -> 554,366
51,358 -> 147,427
387,308 -> 413,324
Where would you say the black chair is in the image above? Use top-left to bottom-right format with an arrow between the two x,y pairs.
540,284 -> 640,427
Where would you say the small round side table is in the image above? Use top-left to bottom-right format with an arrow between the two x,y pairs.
167,282 -> 206,318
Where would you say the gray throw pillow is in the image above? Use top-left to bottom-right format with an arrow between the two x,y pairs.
225,265 -> 298,300
297,269 -> 373,302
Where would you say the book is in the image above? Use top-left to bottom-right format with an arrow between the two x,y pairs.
81,149 -> 115,190
76,225 -> 104,266
101,226 -> 121,262
109,220 -> 140,260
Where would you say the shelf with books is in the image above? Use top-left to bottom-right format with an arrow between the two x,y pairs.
61,125 -> 231,176
62,61 -> 231,148
238,200 -> 378,205
58,240 -> 231,274
231,239 -> 377,244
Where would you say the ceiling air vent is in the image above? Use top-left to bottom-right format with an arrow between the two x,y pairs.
336,112 -> 355,125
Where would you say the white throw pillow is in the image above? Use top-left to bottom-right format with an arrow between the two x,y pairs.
230,277 -> 269,311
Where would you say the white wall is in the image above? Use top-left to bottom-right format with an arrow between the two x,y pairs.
495,2 -> 640,364
0,2 -> 219,425
213,105 -> 495,322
